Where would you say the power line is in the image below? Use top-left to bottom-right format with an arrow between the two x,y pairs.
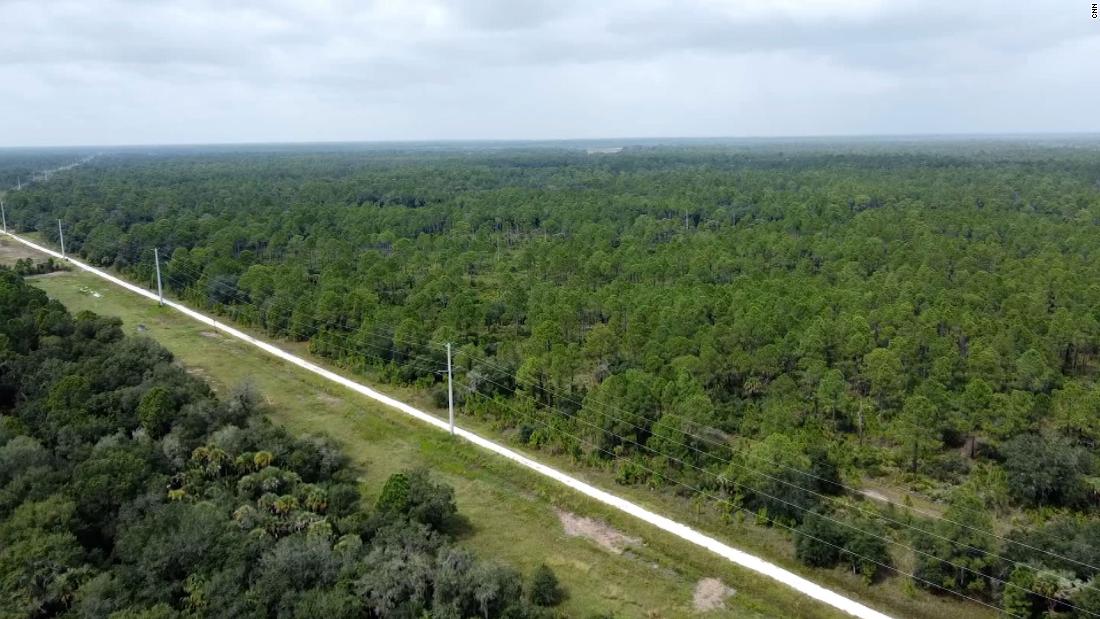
447,341 -> 1100,575
43,236 -> 1100,607
458,377 -> 1094,617
158,262 -> 448,375
30,232 -> 1092,616
455,369 -> 1100,611
157,268 -> 448,379
457,386 -> 1018,618
154,254 -> 1100,611
7,229 -> 904,619
150,245 -> 1100,590
464,357 -> 1100,581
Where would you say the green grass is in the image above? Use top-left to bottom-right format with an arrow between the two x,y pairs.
6,240 -> 997,619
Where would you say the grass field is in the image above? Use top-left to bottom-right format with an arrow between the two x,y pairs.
2,235 -> 995,619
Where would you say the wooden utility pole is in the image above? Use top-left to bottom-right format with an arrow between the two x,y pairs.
154,247 -> 164,305
447,342 -> 455,436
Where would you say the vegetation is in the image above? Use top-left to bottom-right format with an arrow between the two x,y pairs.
0,268 -> 563,618
24,265 -> 859,619
0,148 -> 95,191
7,256 -> 65,277
5,139 -> 1100,615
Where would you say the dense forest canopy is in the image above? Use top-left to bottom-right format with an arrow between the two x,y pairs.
6,139 -> 1100,615
0,269 -> 564,618
0,149 -> 98,191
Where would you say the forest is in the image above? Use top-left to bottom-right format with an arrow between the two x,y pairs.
0,268 -> 565,618
0,149 -> 97,192
4,139 -> 1100,616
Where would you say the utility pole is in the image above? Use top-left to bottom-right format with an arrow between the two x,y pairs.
57,219 -> 65,258
154,247 -> 164,305
1,199 -> 6,233
446,342 -> 455,436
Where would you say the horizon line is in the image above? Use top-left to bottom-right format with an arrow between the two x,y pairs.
3,130 -> 1100,151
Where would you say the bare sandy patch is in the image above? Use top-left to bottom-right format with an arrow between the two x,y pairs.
692,578 -> 735,612
199,331 -> 222,339
556,509 -> 640,554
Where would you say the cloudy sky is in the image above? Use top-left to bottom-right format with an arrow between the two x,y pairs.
1,0 -> 1097,146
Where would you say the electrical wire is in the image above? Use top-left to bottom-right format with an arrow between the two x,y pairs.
454,371 -> 1099,615
150,244 -> 1100,600
457,385 -> 1020,618
156,252 -> 1100,613
33,225 -> 1097,612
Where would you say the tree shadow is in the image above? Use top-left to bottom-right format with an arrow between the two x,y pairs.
442,512 -> 477,540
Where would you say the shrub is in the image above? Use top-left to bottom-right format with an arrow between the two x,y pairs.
528,564 -> 564,607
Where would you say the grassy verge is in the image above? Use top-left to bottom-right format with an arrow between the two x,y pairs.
5,236 -> 995,619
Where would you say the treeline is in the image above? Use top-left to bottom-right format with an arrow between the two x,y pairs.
7,256 -> 66,277
0,149 -> 96,190
0,268 -> 564,618
5,142 -> 1100,614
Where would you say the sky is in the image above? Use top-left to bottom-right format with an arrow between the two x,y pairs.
0,0 -> 1098,147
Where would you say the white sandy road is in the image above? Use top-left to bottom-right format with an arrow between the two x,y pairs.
3,230 -> 892,619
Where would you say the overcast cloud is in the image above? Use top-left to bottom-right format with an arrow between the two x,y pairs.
0,0 -> 1097,146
